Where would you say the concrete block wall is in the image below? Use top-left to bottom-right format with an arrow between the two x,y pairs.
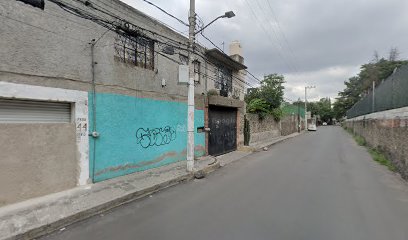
346,107 -> 408,180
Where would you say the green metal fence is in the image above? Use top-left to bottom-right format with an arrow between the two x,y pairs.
346,64 -> 408,118
282,103 -> 305,118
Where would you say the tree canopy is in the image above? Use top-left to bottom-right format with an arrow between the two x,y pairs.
333,49 -> 408,120
245,73 -> 285,120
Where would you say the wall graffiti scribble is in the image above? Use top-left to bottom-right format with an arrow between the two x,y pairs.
136,126 -> 176,148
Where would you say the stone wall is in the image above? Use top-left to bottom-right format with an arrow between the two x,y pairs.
346,107 -> 408,180
246,113 -> 280,145
281,114 -> 301,136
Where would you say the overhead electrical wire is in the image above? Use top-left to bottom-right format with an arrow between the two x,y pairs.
264,0 -> 301,73
91,0 -> 188,36
244,0 -> 297,75
47,0 -> 258,89
139,0 -> 189,26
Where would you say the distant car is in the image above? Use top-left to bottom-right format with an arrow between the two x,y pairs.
308,123 -> 317,131
322,122 -> 327,126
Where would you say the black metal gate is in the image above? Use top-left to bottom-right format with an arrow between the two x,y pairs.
208,106 -> 237,156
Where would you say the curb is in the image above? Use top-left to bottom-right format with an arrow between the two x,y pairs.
3,132 -> 305,240
242,132 -> 304,153
4,163 -> 221,240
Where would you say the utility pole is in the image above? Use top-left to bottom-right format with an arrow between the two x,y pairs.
305,87 -> 307,131
186,0 -> 196,172
305,86 -> 315,131
372,80 -> 375,113
297,98 -> 301,133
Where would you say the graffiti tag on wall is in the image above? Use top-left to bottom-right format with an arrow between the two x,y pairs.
136,126 -> 176,148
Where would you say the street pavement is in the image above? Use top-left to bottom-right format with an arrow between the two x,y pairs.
41,126 -> 408,240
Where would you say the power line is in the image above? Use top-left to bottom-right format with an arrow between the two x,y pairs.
89,0 -> 187,36
0,13 -> 87,43
90,0 -> 258,88
47,0 -> 255,89
62,0 -> 191,48
200,33 -> 223,52
244,0 -> 298,75
245,70 -> 262,83
139,0 -> 188,26
264,0 -> 301,73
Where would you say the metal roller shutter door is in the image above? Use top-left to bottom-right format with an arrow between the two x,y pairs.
0,98 -> 71,123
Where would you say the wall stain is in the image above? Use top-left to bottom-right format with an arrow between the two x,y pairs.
95,151 -> 178,176
95,145 -> 206,177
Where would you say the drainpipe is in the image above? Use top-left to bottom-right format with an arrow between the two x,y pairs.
204,58 -> 208,94
89,30 -> 110,182
90,40 -> 99,182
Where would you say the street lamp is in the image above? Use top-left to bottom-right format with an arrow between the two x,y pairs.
186,0 -> 235,172
194,11 -> 236,35
305,86 -> 315,131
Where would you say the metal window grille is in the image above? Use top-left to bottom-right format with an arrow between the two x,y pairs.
114,34 -> 154,70
214,65 -> 232,97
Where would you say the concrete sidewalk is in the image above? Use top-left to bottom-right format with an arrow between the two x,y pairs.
0,132 -> 302,240
242,132 -> 303,152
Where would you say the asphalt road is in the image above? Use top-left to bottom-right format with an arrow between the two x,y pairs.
42,127 -> 408,240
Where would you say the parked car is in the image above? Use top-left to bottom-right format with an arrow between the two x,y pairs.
308,123 -> 317,131
322,122 -> 327,126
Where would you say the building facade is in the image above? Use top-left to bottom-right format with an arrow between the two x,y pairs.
0,0 -> 247,206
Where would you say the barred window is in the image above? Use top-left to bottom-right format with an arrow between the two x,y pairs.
214,66 -> 232,97
114,34 -> 154,70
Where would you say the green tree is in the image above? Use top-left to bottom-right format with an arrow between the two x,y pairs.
333,49 -> 408,120
245,73 -> 285,120
316,98 -> 333,123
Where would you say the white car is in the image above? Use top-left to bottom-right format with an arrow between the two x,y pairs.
322,122 -> 327,126
308,123 -> 317,131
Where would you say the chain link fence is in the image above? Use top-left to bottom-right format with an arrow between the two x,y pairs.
347,64 -> 408,118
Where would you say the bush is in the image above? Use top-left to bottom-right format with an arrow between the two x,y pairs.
207,89 -> 218,96
247,98 -> 283,121
247,98 -> 269,114
368,148 -> 396,172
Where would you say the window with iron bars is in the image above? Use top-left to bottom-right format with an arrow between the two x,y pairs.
214,65 -> 232,97
114,34 -> 154,70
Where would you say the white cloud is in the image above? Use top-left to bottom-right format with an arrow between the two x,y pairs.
284,65 -> 360,101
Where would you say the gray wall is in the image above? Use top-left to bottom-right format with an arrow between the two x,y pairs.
0,0 -> 246,205
281,114 -> 300,136
346,117 -> 408,180
0,124 -> 77,206
246,113 -> 280,145
0,0 -> 244,101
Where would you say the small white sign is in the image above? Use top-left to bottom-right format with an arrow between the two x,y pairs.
178,65 -> 189,84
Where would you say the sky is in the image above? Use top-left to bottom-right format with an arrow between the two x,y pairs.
120,0 -> 408,102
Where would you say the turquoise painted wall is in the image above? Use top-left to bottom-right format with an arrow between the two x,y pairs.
89,93 -> 205,182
